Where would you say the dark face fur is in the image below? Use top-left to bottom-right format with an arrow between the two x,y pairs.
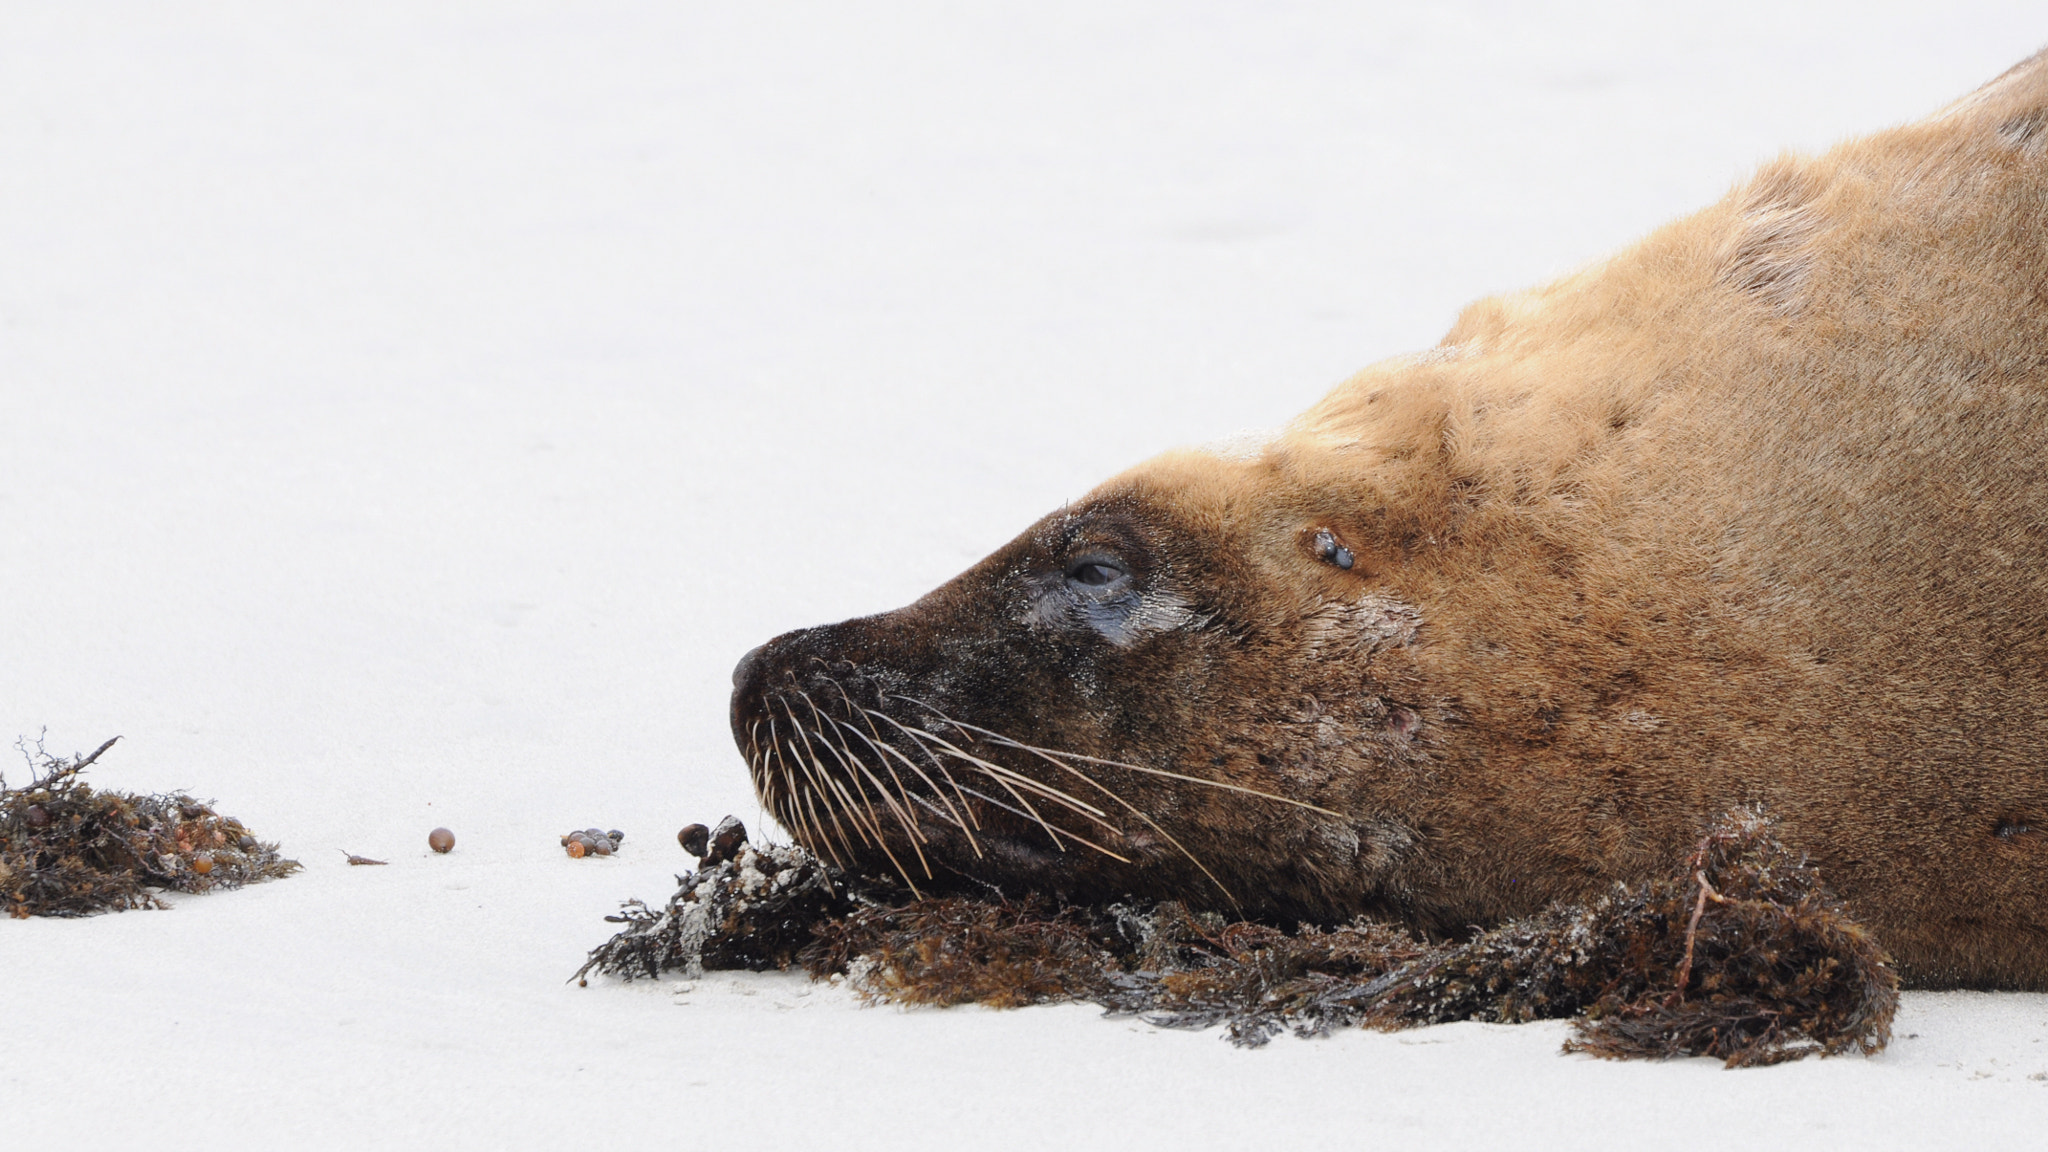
729,472 -> 1430,922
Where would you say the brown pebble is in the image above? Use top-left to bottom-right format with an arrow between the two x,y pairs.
678,823 -> 710,856
192,855 -> 214,875
590,837 -> 613,857
428,827 -> 455,854
565,839 -> 586,859
25,804 -> 50,828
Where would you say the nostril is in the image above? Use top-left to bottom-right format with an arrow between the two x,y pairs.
733,643 -> 768,691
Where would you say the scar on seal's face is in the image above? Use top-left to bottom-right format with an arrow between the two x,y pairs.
731,48 -> 2048,991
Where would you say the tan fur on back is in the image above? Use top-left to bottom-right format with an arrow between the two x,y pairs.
1237,50 -> 2048,984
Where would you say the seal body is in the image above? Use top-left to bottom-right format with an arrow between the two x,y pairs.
730,52 -> 2048,988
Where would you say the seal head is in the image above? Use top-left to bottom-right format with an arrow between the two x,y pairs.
731,452 -> 1429,923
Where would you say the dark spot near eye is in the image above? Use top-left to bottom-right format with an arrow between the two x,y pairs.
1313,529 -> 1354,570
1996,818 -> 2033,839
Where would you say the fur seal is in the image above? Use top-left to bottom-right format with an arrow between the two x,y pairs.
730,51 -> 2048,989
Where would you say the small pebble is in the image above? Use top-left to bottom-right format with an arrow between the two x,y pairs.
678,823 -> 710,856
191,855 -> 214,875
590,837 -> 613,856
428,827 -> 455,854
238,834 -> 259,852
566,839 -> 587,859
607,829 -> 624,844
25,804 -> 50,828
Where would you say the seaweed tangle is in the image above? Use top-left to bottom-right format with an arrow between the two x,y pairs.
577,809 -> 1896,1066
573,823 -> 854,984
1,734 -> 300,918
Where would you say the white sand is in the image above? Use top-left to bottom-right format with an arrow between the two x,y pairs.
5,3 -> 2048,1146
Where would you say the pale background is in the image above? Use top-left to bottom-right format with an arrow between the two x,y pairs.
5,2 -> 2048,1147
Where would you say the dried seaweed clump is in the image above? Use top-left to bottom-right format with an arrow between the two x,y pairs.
1369,809 -> 1900,1065
579,809 -> 1896,1066
807,897 -> 1132,1008
1079,810 -> 1897,1063
1,735 -> 300,918
574,819 -> 852,984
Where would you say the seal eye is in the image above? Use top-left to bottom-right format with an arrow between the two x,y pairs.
1066,559 -> 1126,588
1313,529 -> 1355,570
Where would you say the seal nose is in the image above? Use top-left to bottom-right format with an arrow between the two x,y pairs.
729,641 -> 777,755
732,643 -> 768,691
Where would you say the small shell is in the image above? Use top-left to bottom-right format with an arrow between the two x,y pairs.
705,816 -> 748,865
428,828 -> 455,854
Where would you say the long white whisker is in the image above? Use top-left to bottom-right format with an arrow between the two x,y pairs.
893,696 -> 1342,819
828,689 -> 986,853
832,713 -> 985,859
892,696 -> 1236,906
769,710 -> 854,868
777,699 -> 881,852
778,698 -> 928,893
797,691 -> 930,847
919,746 -> 1134,863
793,697 -> 937,884
887,717 -> 1114,825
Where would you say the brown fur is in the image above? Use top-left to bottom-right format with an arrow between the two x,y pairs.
730,53 -> 2048,988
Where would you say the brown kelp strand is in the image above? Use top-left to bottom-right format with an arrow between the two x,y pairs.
576,809 -> 1896,1066
1,735 -> 300,918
